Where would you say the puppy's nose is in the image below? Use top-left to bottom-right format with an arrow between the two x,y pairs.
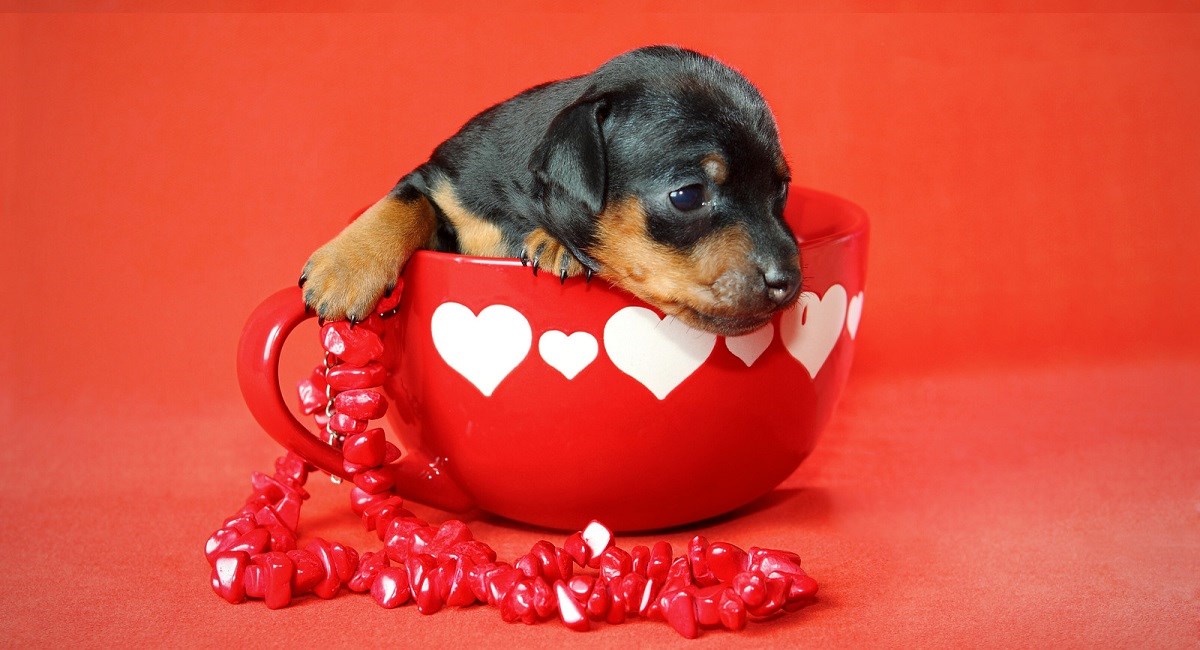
763,266 -> 801,305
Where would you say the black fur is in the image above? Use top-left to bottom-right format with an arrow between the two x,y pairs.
400,46 -> 794,267
307,45 -> 802,334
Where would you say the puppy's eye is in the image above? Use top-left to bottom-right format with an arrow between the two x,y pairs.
669,184 -> 706,211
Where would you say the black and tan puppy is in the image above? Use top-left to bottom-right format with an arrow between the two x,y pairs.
301,46 -> 801,336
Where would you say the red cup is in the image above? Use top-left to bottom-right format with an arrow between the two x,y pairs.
238,186 -> 868,531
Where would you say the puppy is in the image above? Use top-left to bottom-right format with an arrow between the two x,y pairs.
301,45 -> 800,336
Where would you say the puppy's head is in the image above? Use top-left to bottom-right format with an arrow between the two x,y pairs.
532,46 -> 800,336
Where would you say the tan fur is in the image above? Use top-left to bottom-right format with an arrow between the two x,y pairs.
431,182 -> 505,257
302,193 -> 436,321
701,153 -> 728,185
524,228 -> 584,277
590,197 -> 754,318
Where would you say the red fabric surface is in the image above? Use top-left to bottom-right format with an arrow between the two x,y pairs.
2,7 -> 1197,646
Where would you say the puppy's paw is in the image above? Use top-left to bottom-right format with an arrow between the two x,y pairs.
522,228 -> 585,282
300,239 -> 397,323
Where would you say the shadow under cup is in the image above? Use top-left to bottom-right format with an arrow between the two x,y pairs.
379,186 -> 868,531
239,186 -> 868,532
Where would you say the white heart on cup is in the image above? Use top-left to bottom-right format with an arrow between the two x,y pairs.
603,307 -> 717,400
847,291 -> 864,339
538,330 -> 598,380
725,323 -> 774,367
779,285 -> 847,378
431,302 -> 531,397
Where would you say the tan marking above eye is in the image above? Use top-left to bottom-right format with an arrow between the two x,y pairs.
701,153 -> 728,185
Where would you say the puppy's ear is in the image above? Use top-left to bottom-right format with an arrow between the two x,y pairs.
530,93 -> 609,267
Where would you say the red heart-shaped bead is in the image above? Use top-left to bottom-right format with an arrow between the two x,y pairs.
228,528 -> 270,556
693,584 -> 724,627
353,469 -> 394,495
349,486 -> 391,517
264,525 -> 296,554
502,579 -> 535,624
371,566 -> 410,608
334,389 -> 387,421
327,362 -> 387,391
585,577 -> 609,620
305,538 -> 343,600
648,541 -> 672,582
529,541 -> 561,582
485,564 -> 521,606
296,378 -> 328,415
718,588 -> 747,631
347,551 -> 389,593
580,521 -> 612,568
607,582 -> 628,625
688,535 -> 715,586
567,574 -> 594,601
328,412 -> 367,434
732,571 -> 767,608
514,553 -> 540,579
444,557 -> 478,607
786,571 -> 818,606
563,532 -> 590,567
531,576 -> 554,619
630,544 -> 650,577
321,322 -> 384,365
361,496 -> 409,534
746,572 -> 790,618
617,573 -> 647,614
448,540 -> 497,566
599,546 -> 633,583
273,453 -> 310,484
468,561 -> 498,603
748,547 -> 804,577
554,580 -> 590,632
205,528 -> 241,564
405,553 -> 436,602
706,542 -> 748,583
210,551 -> 249,603
663,588 -> 699,639
414,574 -> 444,615
254,551 -> 295,610
426,520 -> 472,558
288,549 -> 324,594
342,428 -> 386,467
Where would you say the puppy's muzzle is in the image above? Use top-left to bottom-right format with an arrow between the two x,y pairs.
762,264 -> 801,306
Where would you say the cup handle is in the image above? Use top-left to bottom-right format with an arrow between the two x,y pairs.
236,286 -> 474,513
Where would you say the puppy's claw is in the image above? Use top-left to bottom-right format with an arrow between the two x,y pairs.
298,274 -> 307,288
584,267 -> 594,283
519,249 -> 530,267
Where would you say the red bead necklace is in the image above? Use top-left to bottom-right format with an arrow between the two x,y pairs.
206,287 -> 818,638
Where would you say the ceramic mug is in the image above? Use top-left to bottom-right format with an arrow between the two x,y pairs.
238,186 -> 868,531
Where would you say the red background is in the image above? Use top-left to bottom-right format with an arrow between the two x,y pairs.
2,4 -> 1197,646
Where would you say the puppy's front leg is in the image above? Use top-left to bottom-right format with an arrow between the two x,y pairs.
301,190 -> 436,322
